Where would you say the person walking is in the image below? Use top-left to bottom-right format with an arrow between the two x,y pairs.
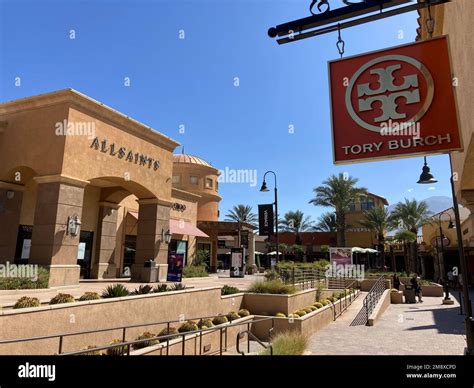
393,273 -> 401,291
410,274 -> 423,303
447,270 -> 454,288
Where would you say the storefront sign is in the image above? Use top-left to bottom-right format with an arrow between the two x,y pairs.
90,137 -> 160,170
329,247 -> 353,266
329,36 -> 462,164
258,204 -> 274,236
230,248 -> 245,278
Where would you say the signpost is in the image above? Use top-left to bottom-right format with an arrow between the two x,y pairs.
329,36 -> 462,164
258,204 -> 274,236
230,247 -> 246,278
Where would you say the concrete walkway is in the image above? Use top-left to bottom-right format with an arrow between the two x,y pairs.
0,271 -> 263,307
309,294 -> 468,355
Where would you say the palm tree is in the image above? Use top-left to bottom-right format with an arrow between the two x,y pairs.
393,230 -> 417,274
359,207 -> 393,268
309,173 -> 367,247
279,210 -> 313,246
225,204 -> 257,225
314,212 -> 337,232
390,199 -> 432,274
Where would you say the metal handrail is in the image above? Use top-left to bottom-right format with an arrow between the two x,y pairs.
330,280 -> 359,320
236,329 -> 273,356
57,316 -> 275,356
363,275 -> 386,322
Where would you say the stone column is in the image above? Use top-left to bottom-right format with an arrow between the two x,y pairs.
92,201 -> 119,279
132,198 -> 171,282
247,230 -> 255,268
29,175 -> 88,287
0,182 -> 24,264
210,237 -> 218,273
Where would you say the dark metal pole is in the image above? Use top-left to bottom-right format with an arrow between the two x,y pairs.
449,155 -> 473,354
274,184 -> 279,264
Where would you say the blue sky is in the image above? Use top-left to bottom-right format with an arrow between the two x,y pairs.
0,0 -> 453,223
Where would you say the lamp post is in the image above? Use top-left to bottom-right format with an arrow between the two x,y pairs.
260,171 -> 279,263
435,209 -> 455,303
417,155 -> 474,354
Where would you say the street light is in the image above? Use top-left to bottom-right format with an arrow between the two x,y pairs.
417,155 -> 474,354
435,209 -> 456,304
260,171 -> 279,264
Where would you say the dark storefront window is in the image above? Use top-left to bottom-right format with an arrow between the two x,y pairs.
15,225 -> 33,264
123,235 -> 136,275
77,231 -> 94,279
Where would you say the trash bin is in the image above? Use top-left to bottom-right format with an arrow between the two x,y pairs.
404,285 -> 416,303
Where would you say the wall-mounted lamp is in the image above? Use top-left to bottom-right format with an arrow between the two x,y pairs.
67,215 -> 82,237
6,190 -> 14,200
161,229 -> 172,244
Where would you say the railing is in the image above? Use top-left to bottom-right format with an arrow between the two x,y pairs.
363,275 -> 387,323
278,267 -> 327,290
330,280 -> 360,320
236,327 -> 273,356
0,313 -> 274,356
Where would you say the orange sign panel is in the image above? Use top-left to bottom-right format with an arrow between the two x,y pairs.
329,36 -> 462,164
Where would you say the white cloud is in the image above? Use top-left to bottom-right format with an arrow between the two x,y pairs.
407,188 -> 413,192
428,186 -> 436,191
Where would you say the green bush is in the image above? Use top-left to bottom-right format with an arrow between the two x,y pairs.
198,319 -> 214,329
153,284 -> 168,293
178,320 -> 199,333
80,345 -> 101,356
157,327 -> 179,342
226,311 -> 240,321
106,339 -> 127,356
275,312 -> 286,317
182,264 -> 208,278
238,309 -> 250,317
170,283 -> 186,291
261,331 -> 308,355
13,296 -> 40,309
296,310 -> 307,316
212,314 -> 229,325
131,285 -> 153,295
313,302 -> 323,309
246,280 -> 296,295
49,293 -> 75,305
101,284 -> 130,298
264,269 -> 281,281
78,292 -> 100,301
221,285 -> 240,296
321,299 -> 331,306
0,266 -> 49,290
309,306 -> 317,311
303,307 -> 312,314
132,332 -> 158,350
289,313 -> 300,318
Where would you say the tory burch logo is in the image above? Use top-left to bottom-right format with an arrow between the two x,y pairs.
357,64 -> 420,123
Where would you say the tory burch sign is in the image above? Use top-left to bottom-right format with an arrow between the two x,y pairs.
329,36 -> 462,164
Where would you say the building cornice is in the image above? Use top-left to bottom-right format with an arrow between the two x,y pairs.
0,88 -> 180,152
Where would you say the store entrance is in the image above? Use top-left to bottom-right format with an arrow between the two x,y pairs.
77,231 -> 94,279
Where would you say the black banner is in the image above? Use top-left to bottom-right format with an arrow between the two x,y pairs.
258,204 -> 274,236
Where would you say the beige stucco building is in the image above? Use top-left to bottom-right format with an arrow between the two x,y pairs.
0,89 -> 224,286
417,0 -> 474,282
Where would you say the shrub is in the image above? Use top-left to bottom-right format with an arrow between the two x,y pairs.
131,285 -> 153,295
80,345 -> 101,356
221,285 -> 240,296
153,284 -> 168,293
198,319 -> 214,329
303,307 -> 312,314
182,264 -> 208,278
0,266 -> 49,290
170,283 -> 186,291
246,280 -> 296,295
275,312 -> 286,317
289,313 -> 300,318
321,299 -> 331,306
157,327 -> 179,342
13,296 -> 40,309
313,302 -> 323,309
212,314 -> 228,325
106,339 -> 127,356
309,306 -> 317,311
79,292 -> 100,301
226,311 -> 240,321
101,284 -> 129,298
238,309 -> 250,317
261,331 -> 308,355
296,310 -> 307,316
264,269 -> 281,281
49,293 -> 75,305
132,332 -> 158,350
178,320 -> 199,333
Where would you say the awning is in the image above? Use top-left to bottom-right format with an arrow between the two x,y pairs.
128,211 -> 138,219
351,247 -> 378,253
170,219 -> 209,238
